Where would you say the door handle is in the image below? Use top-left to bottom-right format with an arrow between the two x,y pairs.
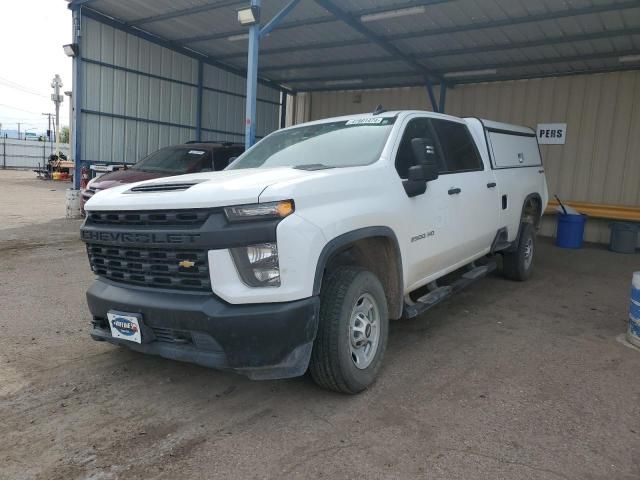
487,182 -> 497,188
448,187 -> 461,195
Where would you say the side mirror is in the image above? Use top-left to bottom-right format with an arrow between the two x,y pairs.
411,137 -> 439,181
403,165 -> 427,197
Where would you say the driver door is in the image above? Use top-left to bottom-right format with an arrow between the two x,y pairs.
393,116 -> 459,291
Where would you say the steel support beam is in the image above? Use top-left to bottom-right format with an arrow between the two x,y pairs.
244,0 -> 302,148
425,81 -> 439,112
260,0 -> 302,37
129,0 -> 244,26
71,6 -> 83,190
439,82 -> 447,114
313,0 -> 440,81
68,0 -> 98,7
280,91 -> 288,129
452,64 -> 640,86
437,49 -> 640,77
245,0 -> 261,149
278,70 -> 422,85
196,60 -> 204,141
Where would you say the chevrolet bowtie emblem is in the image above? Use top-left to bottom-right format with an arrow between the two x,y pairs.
178,260 -> 196,269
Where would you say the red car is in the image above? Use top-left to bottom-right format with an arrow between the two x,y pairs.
81,142 -> 244,209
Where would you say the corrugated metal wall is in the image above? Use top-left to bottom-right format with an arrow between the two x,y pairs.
79,17 -> 281,165
0,139 -> 70,169
294,71 -> 640,244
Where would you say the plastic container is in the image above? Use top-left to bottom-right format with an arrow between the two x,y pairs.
556,213 -> 587,249
627,272 -> 640,348
52,171 -> 61,181
609,222 -> 639,254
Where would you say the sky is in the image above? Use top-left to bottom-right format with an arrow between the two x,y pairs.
0,0 -> 72,135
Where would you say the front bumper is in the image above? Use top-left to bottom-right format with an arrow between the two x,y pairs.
87,278 -> 320,379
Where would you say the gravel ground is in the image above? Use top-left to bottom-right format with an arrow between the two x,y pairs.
1,172 -> 639,480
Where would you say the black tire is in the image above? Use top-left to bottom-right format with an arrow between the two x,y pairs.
309,266 -> 389,394
502,222 -> 536,281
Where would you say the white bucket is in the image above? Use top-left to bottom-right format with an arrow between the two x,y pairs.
633,272 -> 640,290
66,189 -> 82,219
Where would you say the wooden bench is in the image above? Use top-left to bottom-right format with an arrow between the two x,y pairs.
545,200 -> 640,222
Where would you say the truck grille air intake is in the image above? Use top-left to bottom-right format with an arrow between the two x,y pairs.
87,208 -> 210,227
86,244 -> 210,292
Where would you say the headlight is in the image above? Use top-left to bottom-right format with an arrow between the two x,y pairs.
230,243 -> 280,287
224,200 -> 294,222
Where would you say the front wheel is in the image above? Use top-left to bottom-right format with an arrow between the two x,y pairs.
309,267 -> 389,394
502,222 -> 536,281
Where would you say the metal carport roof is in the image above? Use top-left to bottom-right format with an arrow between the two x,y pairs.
68,0 -> 640,92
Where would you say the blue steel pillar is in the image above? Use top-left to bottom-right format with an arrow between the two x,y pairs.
244,0 -> 301,149
72,6 -> 83,190
244,0 -> 261,150
196,60 -> 203,142
425,79 -> 439,113
439,82 -> 447,114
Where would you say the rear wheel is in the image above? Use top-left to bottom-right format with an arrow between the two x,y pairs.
502,222 -> 536,281
309,267 -> 389,394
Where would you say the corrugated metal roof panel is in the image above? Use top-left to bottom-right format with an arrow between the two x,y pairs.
75,0 -> 640,91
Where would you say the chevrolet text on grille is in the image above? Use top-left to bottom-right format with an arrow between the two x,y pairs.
81,231 -> 200,244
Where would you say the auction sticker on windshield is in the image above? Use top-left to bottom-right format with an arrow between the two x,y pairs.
107,312 -> 142,343
345,118 -> 385,125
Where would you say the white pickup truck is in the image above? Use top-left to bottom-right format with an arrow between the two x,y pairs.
81,110 -> 548,394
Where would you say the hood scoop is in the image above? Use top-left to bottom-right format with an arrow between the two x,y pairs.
127,179 -> 206,193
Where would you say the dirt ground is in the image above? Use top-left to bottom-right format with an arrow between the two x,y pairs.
1,170 -> 639,480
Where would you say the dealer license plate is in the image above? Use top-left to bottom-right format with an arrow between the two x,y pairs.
107,312 -> 142,344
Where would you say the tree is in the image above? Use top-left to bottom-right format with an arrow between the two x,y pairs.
60,126 -> 70,144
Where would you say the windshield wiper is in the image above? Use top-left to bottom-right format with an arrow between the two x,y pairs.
293,164 -> 335,171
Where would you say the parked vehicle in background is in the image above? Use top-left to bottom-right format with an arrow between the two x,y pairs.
80,110 -> 548,394
81,141 -> 244,209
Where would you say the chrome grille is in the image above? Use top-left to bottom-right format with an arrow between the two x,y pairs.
86,244 -> 210,291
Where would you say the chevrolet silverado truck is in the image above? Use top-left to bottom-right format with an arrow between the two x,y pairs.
81,110 -> 548,394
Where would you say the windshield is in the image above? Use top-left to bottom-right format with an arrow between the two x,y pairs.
132,147 -> 210,174
227,117 -> 396,170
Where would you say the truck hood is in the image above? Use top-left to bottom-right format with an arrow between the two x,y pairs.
88,168 -> 165,190
85,167 -> 315,211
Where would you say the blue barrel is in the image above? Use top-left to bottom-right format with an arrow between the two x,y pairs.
556,213 -> 587,249
628,272 -> 640,348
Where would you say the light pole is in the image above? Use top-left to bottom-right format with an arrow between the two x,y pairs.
42,113 -> 54,156
51,74 -> 64,158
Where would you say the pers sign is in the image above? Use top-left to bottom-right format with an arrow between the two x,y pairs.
537,123 -> 567,145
